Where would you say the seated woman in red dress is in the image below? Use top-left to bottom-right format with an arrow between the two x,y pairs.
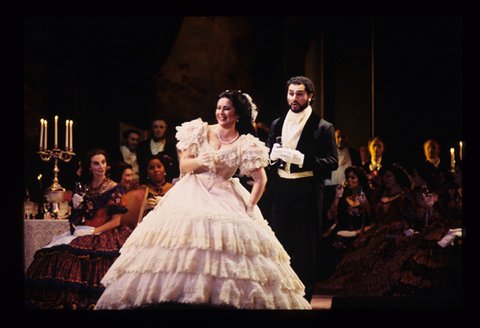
24,149 -> 132,310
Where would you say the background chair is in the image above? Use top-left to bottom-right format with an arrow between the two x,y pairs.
120,185 -> 149,230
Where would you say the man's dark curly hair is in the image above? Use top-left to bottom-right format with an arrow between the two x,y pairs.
286,76 -> 315,105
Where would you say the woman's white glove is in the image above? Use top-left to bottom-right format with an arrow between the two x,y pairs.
404,229 -> 417,237
358,192 -> 367,206
146,197 -> 160,210
196,151 -> 216,169
335,184 -> 344,198
72,193 -> 84,209
337,230 -> 356,237
73,225 -> 95,237
438,228 -> 462,248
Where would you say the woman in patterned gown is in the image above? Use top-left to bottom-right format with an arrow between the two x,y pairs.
390,161 -> 463,297
95,90 -> 311,310
314,163 -> 413,296
24,149 -> 132,309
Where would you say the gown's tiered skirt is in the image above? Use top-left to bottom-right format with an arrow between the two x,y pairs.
95,172 -> 311,309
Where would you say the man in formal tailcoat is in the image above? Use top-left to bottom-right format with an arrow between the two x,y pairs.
136,119 -> 180,184
266,76 -> 338,302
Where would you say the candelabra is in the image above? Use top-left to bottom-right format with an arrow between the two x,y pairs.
38,148 -> 75,203
37,117 -> 75,215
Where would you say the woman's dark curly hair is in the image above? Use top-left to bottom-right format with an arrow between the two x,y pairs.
139,153 -> 172,184
386,163 -> 412,191
217,90 -> 256,136
344,166 -> 369,194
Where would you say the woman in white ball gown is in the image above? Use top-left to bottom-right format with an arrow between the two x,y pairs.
95,90 -> 311,310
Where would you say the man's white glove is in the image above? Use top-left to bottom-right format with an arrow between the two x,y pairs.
438,228 -> 462,248
196,151 -> 216,169
72,193 -> 84,209
269,143 -> 283,161
279,148 -> 305,166
337,230 -> 356,237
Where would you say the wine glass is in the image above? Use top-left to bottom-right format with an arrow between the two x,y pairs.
24,202 -> 33,220
422,185 -> 434,227
75,181 -> 85,196
59,201 -> 69,219
43,194 -> 51,214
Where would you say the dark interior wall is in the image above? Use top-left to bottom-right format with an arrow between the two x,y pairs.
23,16 -> 463,202
373,16 -> 462,166
328,16 -> 373,150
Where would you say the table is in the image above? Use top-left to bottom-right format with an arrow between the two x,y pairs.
24,219 -> 70,273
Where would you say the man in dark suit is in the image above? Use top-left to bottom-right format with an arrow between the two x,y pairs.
266,76 -> 338,302
361,136 -> 391,189
111,129 -> 141,184
136,119 -> 179,184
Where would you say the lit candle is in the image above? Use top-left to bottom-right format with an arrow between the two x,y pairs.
65,120 -> 69,150
54,116 -> 58,149
69,120 -> 73,150
450,148 -> 455,169
459,141 -> 463,161
37,174 -> 42,193
40,119 -> 44,150
44,120 -> 48,149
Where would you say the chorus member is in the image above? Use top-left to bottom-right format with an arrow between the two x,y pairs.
137,118 -> 180,183
25,149 -> 131,309
142,154 -> 174,215
111,129 -> 140,184
111,161 -> 135,191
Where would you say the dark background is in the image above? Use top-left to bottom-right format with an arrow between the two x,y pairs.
23,16 -> 463,203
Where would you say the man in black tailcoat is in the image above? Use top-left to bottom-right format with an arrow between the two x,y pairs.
266,76 -> 338,302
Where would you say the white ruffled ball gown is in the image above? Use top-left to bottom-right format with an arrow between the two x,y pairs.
95,118 -> 311,310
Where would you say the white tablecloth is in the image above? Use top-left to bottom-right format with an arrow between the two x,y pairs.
24,219 -> 70,273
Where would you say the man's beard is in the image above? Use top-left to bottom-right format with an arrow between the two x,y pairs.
290,101 -> 309,113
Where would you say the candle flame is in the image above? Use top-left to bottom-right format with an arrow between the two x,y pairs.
41,118 -> 44,123
55,115 -> 58,119
450,148 -> 454,153
37,174 -> 42,180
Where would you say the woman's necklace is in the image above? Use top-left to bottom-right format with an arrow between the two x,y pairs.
87,178 -> 111,195
151,181 -> 167,195
218,131 -> 239,144
385,189 -> 404,199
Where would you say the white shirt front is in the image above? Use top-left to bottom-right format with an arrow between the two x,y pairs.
325,147 -> 352,186
280,106 -> 312,175
150,138 -> 165,155
119,145 -> 139,182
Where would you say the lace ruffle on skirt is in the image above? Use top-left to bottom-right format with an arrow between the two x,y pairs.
96,174 -> 311,310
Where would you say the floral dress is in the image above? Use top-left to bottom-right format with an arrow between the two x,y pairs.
95,118 -> 311,310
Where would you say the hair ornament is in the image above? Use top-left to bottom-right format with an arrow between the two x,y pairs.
242,92 -> 258,123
